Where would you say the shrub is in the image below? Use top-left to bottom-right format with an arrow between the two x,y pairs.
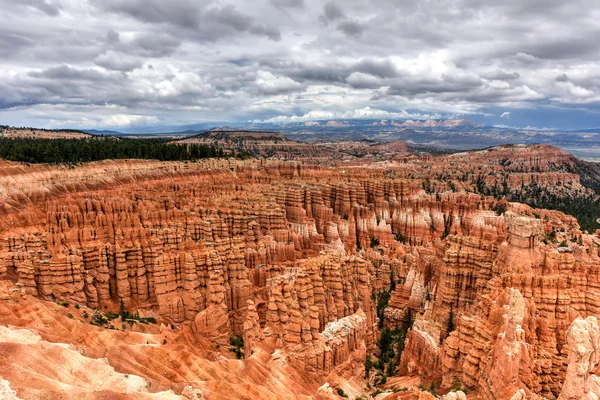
428,381 -> 437,395
493,203 -> 508,216
90,311 -> 108,326
451,376 -> 462,391
336,388 -> 348,398
364,356 -> 373,378
394,232 -> 406,243
229,336 -> 245,359
105,312 -> 119,320
447,305 -> 456,334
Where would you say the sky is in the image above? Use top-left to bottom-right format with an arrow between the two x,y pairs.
1,0 -> 600,132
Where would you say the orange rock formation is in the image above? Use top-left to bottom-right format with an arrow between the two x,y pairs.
0,142 -> 598,399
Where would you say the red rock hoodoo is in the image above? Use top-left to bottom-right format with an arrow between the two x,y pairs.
0,143 -> 599,399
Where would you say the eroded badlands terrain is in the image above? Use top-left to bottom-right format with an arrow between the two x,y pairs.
0,144 -> 600,399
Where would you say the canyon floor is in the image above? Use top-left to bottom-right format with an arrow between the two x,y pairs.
1,141 -> 600,400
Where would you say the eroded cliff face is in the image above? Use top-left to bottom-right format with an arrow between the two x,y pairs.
0,144 -> 599,399
0,158 -> 396,398
558,316 -> 600,400
393,208 -> 600,399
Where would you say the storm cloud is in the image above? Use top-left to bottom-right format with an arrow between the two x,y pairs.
0,0 -> 599,130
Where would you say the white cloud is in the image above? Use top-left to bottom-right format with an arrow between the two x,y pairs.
101,114 -> 159,127
94,51 -> 142,72
254,106 -> 442,123
500,112 -> 511,119
255,70 -> 302,94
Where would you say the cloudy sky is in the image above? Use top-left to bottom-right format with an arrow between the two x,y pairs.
1,0 -> 600,131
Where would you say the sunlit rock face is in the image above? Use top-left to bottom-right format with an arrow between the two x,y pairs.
0,142 -> 598,399
558,317 -> 600,400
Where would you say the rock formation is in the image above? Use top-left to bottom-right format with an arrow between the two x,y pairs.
558,317 -> 600,400
0,142 -> 598,399
0,378 -> 20,400
477,288 -> 536,400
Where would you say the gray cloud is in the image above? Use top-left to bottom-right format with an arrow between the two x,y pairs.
385,74 -> 485,97
337,20 -> 367,37
271,0 -> 305,9
0,0 -> 61,16
322,2 -> 344,23
0,32 -> 34,56
480,70 -> 520,81
125,34 -> 182,57
0,0 -> 600,129
94,51 -> 143,72
100,0 -> 205,28
100,1 -> 281,41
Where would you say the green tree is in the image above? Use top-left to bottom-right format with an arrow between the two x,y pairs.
447,305 -> 455,335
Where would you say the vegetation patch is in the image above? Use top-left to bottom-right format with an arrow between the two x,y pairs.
89,301 -> 157,328
229,335 -> 245,359
0,137 -> 225,164
367,288 -> 415,388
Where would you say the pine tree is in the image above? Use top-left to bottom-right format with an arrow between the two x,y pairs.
447,305 -> 455,334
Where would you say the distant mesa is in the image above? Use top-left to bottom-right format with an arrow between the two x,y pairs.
182,128 -> 290,143
0,126 -> 91,139
176,128 -> 300,158
176,127 -> 414,160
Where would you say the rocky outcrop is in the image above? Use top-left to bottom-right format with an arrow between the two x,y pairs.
257,254 -> 376,376
558,317 -> 600,400
440,392 -> 467,400
477,289 -> 535,400
396,209 -> 600,399
399,318 -> 442,379
287,309 -> 368,377
243,300 -> 264,358
0,378 -> 20,400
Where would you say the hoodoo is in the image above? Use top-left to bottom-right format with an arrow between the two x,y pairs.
0,141 -> 599,399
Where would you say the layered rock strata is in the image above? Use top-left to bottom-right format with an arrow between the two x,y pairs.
0,143 -> 598,399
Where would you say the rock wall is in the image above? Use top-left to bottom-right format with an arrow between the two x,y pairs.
396,209 -> 600,399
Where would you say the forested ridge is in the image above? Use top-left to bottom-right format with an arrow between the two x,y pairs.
0,137 -> 225,163
0,125 -> 88,133
469,176 -> 600,233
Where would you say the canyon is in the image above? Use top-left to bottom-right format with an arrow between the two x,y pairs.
0,141 -> 599,399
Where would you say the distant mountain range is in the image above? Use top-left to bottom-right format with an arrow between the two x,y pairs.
79,118 -> 600,161
83,129 -> 123,136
